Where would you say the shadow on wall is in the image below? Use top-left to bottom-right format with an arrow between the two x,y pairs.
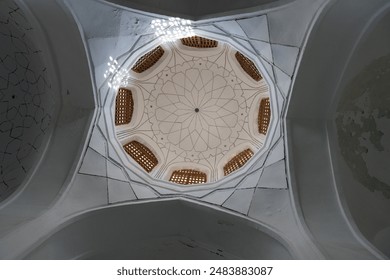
332,8 -> 390,258
24,199 -> 293,259
335,54 -> 390,199
286,0 -> 389,259
0,0 -> 55,202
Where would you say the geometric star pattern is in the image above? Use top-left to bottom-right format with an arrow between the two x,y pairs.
69,0 -> 324,216
149,58 -> 246,159
122,42 -> 269,182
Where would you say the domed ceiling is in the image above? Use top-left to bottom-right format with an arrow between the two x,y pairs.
112,37 -> 271,185
0,0 -> 55,202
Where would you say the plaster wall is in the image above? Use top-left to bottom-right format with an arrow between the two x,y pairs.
287,0 -> 389,259
0,0 -> 55,202
24,199 -> 293,260
0,0 -> 95,237
0,0 -> 326,260
330,7 -> 390,257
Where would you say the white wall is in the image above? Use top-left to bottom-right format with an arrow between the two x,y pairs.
287,0 -> 390,259
24,199 -> 293,260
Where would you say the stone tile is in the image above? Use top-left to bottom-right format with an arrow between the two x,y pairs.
185,189 -> 215,198
195,25 -> 228,35
216,176 -> 243,190
237,169 -> 263,189
249,151 -> 268,172
108,179 -> 136,204
59,174 -> 108,216
107,143 -> 123,165
264,138 -> 285,167
248,188 -> 291,224
260,58 -> 275,82
107,160 -> 128,181
89,127 -> 106,157
97,112 -> 107,135
270,122 -> 282,147
272,44 -> 299,76
131,182 -> 159,199
79,148 -> 107,177
274,66 -> 291,96
201,188 -> 235,205
275,87 -> 285,112
237,15 -> 269,42
132,34 -> 158,52
251,40 -> 273,63
149,185 -> 179,195
215,20 -> 247,38
222,188 -> 255,214
258,160 -> 287,189
234,37 -> 255,54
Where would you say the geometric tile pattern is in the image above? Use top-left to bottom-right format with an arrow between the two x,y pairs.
0,1 -> 54,202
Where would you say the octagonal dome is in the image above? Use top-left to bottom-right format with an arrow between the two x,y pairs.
111,36 -> 272,186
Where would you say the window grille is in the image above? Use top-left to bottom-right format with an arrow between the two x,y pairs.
258,98 -> 271,135
123,141 -> 158,172
235,51 -> 262,81
131,46 -> 164,73
224,149 -> 254,176
180,36 -> 218,48
115,88 -> 133,125
169,169 -> 207,185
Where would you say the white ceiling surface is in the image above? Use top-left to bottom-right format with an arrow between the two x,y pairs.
60,0 -> 327,259
0,0 -> 328,259
116,43 -> 267,182
0,0 -> 55,202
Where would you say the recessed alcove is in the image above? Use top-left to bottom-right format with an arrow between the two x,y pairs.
24,199 -> 293,260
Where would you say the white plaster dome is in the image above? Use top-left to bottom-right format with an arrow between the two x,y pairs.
112,37 -> 272,185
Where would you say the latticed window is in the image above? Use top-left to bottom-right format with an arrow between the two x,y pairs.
235,51 -> 262,81
123,141 -> 158,172
115,88 -> 133,125
224,149 -> 254,176
180,36 -> 218,48
169,169 -> 207,185
258,98 -> 271,135
131,46 -> 165,73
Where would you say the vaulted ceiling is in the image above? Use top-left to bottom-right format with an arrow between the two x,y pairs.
0,0 -> 389,260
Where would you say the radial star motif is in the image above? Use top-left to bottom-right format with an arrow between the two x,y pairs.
147,58 -> 246,160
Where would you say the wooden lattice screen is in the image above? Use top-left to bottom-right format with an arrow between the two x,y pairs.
235,51 -> 262,82
123,141 -> 158,172
180,36 -> 218,48
115,88 -> 133,126
131,46 -> 165,73
169,169 -> 207,185
258,98 -> 271,135
223,149 -> 254,176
